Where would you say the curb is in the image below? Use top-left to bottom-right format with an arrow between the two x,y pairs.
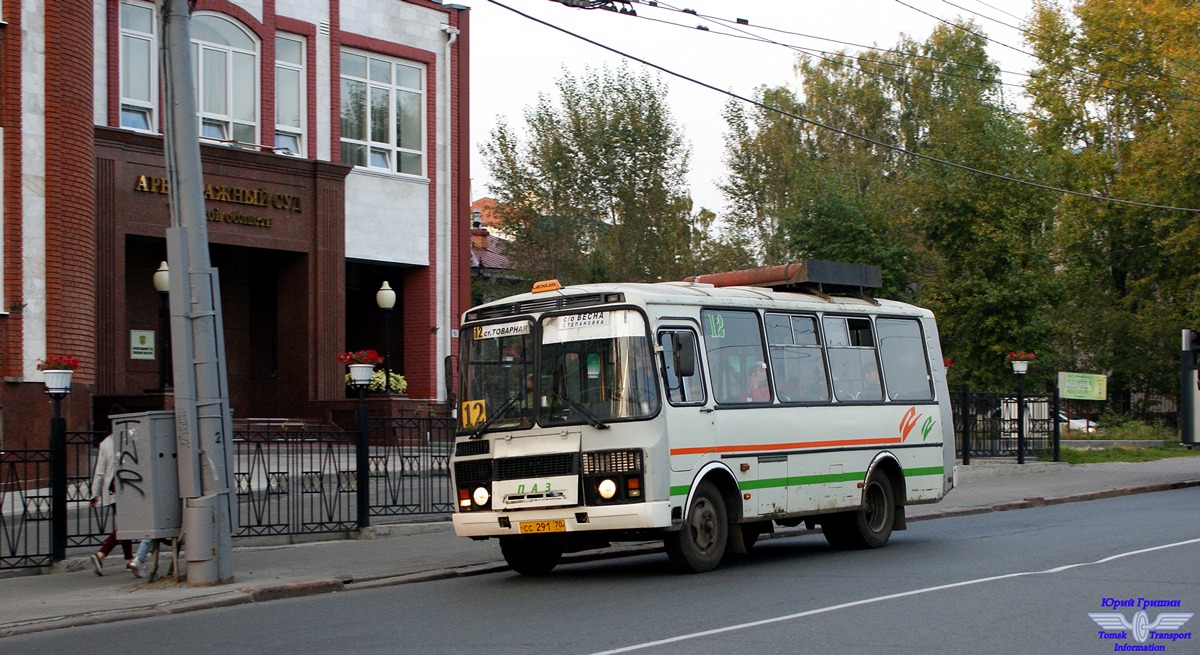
4,478 -> 1198,638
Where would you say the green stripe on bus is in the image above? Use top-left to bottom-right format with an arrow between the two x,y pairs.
669,465 -> 945,497
905,466 -> 944,477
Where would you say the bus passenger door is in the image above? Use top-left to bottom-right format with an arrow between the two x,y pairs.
658,327 -> 715,472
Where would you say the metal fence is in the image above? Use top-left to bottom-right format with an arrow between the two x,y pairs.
1,431 -> 111,570
955,390 -> 1060,461
1,417 -> 456,570
0,392 -> 1077,570
365,416 -> 456,518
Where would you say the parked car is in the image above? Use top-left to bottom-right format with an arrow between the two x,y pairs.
982,405 -> 1098,433
1059,410 -> 1098,433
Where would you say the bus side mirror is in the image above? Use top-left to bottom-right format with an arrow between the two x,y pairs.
672,332 -> 696,378
444,354 -> 458,409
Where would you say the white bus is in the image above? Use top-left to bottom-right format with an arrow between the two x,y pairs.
451,262 -> 956,574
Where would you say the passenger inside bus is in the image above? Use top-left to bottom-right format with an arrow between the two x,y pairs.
743,362 -> 771,402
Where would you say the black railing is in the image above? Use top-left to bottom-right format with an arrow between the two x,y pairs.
1,418 -> 457,570
1,431 -> 110,570
234,428 -> 361,536
0,449 -> 53,569
366,416 -> 456,517
955,390 -> 1060,461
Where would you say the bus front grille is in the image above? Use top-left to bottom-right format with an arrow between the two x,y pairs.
494,453 -> 579,481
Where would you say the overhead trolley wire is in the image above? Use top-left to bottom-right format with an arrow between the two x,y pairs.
494,0 -> 1200,213
895,0 -> 1200,107
642,1 -> 1200,121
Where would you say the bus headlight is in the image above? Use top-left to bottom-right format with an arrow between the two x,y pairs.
582,449 -> 645,505
473,486 -> 490,506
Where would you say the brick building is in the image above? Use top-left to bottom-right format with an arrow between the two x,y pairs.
0,0 -> 470,443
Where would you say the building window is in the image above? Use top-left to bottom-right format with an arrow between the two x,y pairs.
119,1 -> 157,132
339,49 -> 424,176
275,35 -> 306,156
191,14 -> 258,145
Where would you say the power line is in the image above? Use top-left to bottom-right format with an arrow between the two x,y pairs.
946,0 -> 1197,87
648,0 -> 1200,117
492,0 -> 1200,214
647,0 -> 1037,87
895,0 -> 1200,107
630,4 -> 1044,125
641,1 -> 1200,122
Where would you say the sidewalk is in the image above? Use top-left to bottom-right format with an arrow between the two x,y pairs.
2,457 -> 1199,638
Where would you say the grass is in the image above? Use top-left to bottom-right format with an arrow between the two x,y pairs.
1071,416 -> 1176,441
1060,443 -> 1200,464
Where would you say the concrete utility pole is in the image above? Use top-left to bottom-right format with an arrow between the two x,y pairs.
159,0 -> 236,585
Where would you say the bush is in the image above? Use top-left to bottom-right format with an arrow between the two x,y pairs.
1097,415 -> 1176,441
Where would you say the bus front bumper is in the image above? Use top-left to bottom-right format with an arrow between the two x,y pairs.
452,501 -> 673,539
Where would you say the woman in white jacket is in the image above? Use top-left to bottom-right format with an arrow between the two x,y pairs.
89,409 -> 133,576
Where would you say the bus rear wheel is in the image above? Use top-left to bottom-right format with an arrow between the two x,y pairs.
665,481 -> 728,573
822,469 -> 896,550
500,536 -> 563,575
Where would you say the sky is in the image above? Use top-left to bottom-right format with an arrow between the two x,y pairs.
457,0 -> 1037,214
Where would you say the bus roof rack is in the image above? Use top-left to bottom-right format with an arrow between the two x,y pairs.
684,260 -> 882,296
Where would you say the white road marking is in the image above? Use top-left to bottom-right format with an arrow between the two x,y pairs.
589,536 -> 1200,655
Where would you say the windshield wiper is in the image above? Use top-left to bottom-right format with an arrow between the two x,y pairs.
469,394 -> 520,439
552,391 -> 610,430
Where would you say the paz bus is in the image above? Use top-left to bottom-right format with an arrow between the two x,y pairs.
451,261 -> 956,574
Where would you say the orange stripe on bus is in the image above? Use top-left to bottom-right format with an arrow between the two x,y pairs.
670,437 -> 903,456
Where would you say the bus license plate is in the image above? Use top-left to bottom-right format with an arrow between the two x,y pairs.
519,520 -> 565,534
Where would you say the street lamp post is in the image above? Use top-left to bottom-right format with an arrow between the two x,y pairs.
354,373 -> 371,529
1012,360 -> 1028,465
376,282 -> 396,394
153,262 -> 171,389
46,374 -> 71,561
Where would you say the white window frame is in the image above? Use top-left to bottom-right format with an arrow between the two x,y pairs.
339,48 -> 426,177
119,0 -> 158,133
191,13 -> 259,147
274,34 -> 306,157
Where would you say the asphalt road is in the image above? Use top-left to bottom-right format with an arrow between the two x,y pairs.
9,487 -> 1199,655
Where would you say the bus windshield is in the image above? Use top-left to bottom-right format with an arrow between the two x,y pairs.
539,309 -> 659,427
458,309 -> 659,434
460,319 -> 536,432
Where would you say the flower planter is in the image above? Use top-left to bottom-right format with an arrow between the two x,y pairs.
348,364 -> 375,386
43,369 -> 74,393
1010,360 -> 1029,374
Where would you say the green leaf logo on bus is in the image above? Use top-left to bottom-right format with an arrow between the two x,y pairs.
900,407 -> 936,442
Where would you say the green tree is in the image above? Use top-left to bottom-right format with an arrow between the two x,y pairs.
1025,0 -> 1200,408
904,24 -> 1061,390
719,22 -> 1060,388
481,64 -> 700,284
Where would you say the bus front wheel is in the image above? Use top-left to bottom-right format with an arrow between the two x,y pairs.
822,469 -> 896,550
665,481 -> 728,573
500,536 -> 563,575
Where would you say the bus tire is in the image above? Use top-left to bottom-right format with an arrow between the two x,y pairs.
500,536 -> 563,575
822,469 -> 895,550
665,481 -> 727,573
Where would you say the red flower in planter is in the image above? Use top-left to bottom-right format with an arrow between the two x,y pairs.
37,354 -> 79,371
337,350 -> 384,366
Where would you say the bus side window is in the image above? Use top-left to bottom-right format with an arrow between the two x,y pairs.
877,318 -> 934,400
659,329 -> 706,405
702,309 -> 770,405
824,316 -> 882,402
766,313 -> 830,402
